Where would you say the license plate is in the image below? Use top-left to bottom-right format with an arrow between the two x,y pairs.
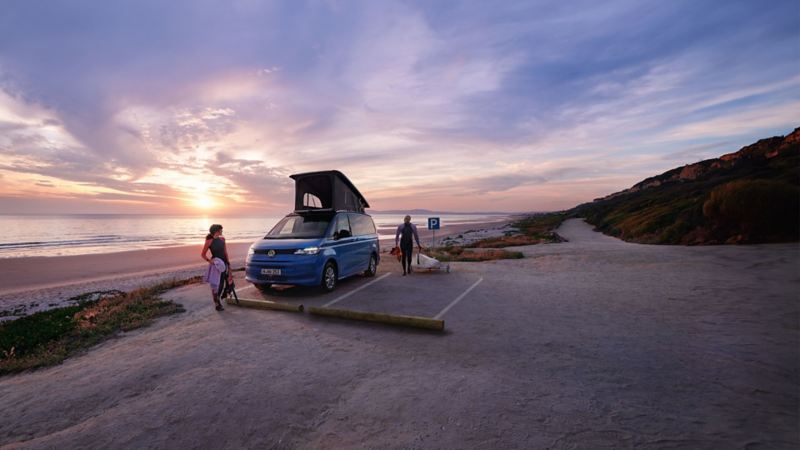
261,268 -> 281,276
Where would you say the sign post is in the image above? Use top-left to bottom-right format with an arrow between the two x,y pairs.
427,217 -> 440,249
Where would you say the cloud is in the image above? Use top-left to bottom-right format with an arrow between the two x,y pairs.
462,167 -> 582,195
0,0 -> 797,213
661,141 -> 733,161
209,152 -> 293,204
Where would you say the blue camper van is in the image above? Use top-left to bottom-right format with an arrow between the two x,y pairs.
245,171 -> 380,292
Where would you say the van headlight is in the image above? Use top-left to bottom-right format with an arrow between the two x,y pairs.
294,247 -> 320,255
247,246 -> 255,256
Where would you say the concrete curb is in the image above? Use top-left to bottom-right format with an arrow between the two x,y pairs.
307,306 -> 444,331
226,297 -> 304,313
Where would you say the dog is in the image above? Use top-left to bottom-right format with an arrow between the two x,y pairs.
389,246 -> 403,262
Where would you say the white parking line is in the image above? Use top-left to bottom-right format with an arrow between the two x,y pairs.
237,284 -> 255,293
434,277 -> 483,320
323,273 -> 392,308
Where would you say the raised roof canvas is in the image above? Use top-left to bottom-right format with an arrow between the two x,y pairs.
290,170 -> 369,213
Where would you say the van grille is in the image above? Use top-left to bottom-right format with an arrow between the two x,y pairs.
254,249 -> 296,255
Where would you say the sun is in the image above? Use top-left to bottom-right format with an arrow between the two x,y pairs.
193,196 -> 215,210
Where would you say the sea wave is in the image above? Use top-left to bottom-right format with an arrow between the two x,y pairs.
0,213 -> 507,258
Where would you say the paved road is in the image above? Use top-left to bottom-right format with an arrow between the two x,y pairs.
1,219 -> 797,449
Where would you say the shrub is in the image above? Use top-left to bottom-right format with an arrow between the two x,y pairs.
0,306 -> 81,359
702,179 -> 800,241
0,277 -> 192,375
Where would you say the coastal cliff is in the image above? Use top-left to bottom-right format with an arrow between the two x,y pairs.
573,127 -> 800,244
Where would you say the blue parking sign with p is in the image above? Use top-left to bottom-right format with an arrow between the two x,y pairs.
428,217 -> 440,230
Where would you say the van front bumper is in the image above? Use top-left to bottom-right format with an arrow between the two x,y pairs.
245,257 -> 322,286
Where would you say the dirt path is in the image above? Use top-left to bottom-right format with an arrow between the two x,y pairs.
1,219 -> 797,449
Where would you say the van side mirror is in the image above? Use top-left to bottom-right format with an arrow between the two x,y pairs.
335,229 -> 351,240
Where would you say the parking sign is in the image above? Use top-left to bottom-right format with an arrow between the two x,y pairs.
428,217 -> 440,230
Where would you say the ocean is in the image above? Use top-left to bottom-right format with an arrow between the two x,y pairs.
0,213 -> 508,258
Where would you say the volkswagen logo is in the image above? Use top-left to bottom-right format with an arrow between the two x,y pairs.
267,249 -> 276,257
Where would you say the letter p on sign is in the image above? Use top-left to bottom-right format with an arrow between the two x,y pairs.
428,217 -> 440,230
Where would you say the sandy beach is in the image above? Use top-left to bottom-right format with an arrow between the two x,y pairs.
0,219 -> 511,320
0,218 -> 796,448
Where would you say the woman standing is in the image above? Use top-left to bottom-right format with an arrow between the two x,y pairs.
201,223 -> 231,311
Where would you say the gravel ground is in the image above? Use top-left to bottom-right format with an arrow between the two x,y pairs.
1,219 -> 797,449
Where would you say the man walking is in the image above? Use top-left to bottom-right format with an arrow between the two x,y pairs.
395,215 -> 422,276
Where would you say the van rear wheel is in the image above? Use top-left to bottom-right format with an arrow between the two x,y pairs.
364,254 -> 377,277
322,262 -> 337,292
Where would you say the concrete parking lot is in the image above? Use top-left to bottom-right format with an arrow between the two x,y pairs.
237,258 -> 481,325
1,219 -> 797,449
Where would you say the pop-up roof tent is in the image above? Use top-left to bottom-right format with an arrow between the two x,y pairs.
290,170 -> 370,213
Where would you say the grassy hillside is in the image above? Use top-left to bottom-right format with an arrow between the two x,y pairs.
571,128 -> 799,244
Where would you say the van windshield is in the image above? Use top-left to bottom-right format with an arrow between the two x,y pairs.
264,215 -> 331,239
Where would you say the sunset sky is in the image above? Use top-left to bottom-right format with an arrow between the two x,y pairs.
0,0 -> 797,215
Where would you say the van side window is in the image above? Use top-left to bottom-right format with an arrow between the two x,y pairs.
349,214 -> 376,236
331,214 -> 351,238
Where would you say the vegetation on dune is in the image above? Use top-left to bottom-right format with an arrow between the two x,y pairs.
572,128 -> 800,244
425,246 -> 524,262
430,212 -> 567,260
703,179 -> 799,241
465,212 -> 568,248
574,184 -> 710,244
0,277 -> 198,376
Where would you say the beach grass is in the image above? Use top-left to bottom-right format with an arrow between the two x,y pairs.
0,277 -> 198,376
426,247 -> 524,262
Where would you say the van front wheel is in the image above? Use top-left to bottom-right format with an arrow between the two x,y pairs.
322,262 -> 337,292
